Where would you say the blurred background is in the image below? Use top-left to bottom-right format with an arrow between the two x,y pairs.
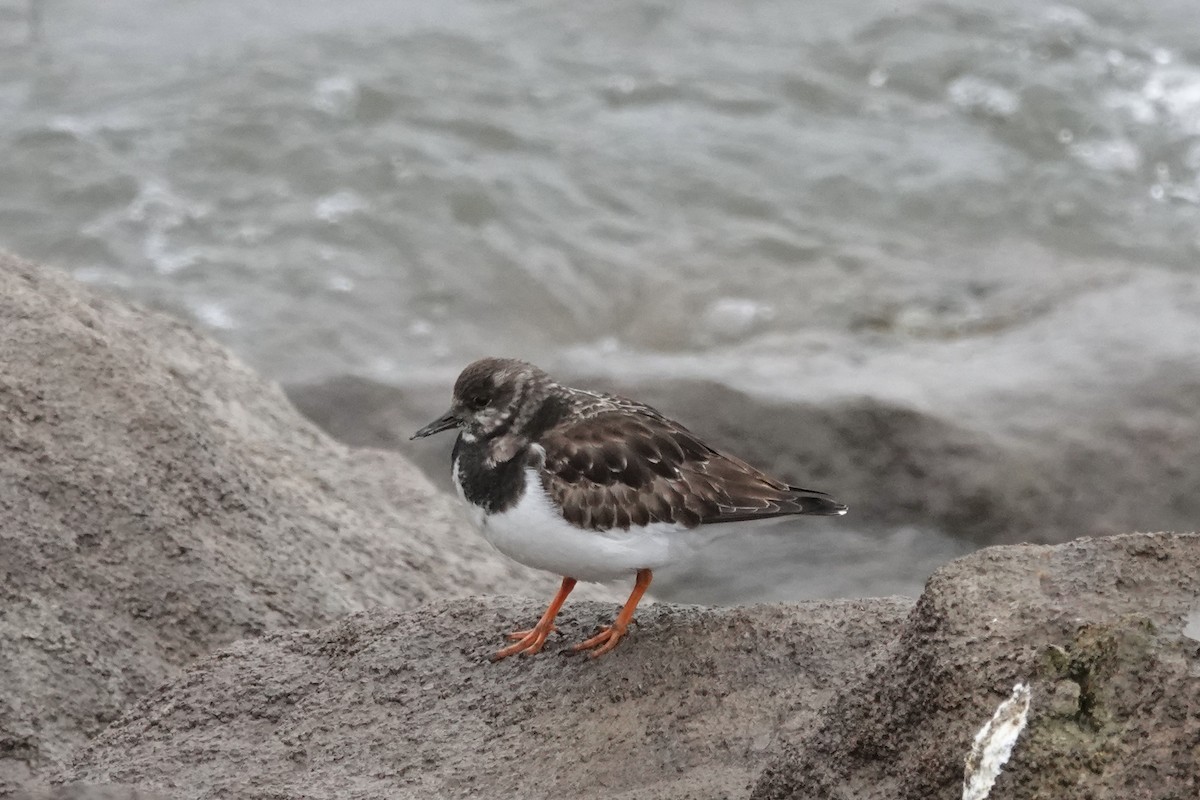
2,0 -> 1199,602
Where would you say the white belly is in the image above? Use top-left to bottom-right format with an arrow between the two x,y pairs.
454,463 -> 690,582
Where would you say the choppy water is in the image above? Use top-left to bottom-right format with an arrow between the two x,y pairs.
3,0 -> 1199,381
3,0 -> 1200,599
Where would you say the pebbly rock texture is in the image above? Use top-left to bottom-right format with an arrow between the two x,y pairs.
0,254 -> 556,793
60,596 -> 913,800
11,787 -> 169,800
752,532 -> 1200,800
10,253 -> 1198,800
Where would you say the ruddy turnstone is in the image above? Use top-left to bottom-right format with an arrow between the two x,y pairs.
411,357 -> 847,659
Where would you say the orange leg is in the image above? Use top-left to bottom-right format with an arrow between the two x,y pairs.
572,568 -> 652,658
492,577 -> 576,660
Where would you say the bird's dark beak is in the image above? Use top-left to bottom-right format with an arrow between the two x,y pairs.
410,410 -> 460,440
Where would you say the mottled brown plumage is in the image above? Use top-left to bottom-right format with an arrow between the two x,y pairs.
411,357 -> 846,659
539,406 -> 846,530
415,356 -> 847,531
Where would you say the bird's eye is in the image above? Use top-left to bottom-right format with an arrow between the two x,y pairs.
468,394 -> 489,410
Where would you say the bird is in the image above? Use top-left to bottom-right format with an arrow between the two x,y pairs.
411,357 -> 847,659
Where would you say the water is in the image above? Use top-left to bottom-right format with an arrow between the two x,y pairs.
3,0 -> 1200,599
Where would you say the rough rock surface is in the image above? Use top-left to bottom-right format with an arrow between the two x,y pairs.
12,787 -> 167,800
0,255 -> 554,792
9,255 -> 1198,800
61,596 -> 912,800
752,532 -> 1200,800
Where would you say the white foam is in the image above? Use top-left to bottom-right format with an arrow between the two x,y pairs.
314,190 -> 368,223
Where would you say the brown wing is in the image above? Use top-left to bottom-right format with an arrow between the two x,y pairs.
537,409 -> 845,531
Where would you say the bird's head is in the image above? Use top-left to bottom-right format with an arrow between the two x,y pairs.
411,357 -> 557,461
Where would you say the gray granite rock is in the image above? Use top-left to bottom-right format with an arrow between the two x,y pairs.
61,596 -> 912,800
0,254 -> 552,793
752,532 -> 1200,800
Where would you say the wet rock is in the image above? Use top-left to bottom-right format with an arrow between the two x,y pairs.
288,373 -> 1200,603
59,596 -> 912,800
0,255 -> 549,792
9,256 -> 1197,800
751,532 -> 1200,800
287,375 -> 1200,550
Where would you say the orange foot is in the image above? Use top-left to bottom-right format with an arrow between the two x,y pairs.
491,577 -> 576,661
493,623 -> 556,659
571,623 -> 632,658
570,568 -> 653,659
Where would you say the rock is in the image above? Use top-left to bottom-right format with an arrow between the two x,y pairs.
751,532 -> 1200,800
285,375 -> 436,456
289,374 -> 1200,549
11,787 -> 169,800
0,255 -> 551,792
10,253 -> 1197,800
288,374 -> 1200,602
60,596 -> 912,800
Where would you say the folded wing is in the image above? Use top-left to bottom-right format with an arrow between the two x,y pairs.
537,408 -> 846,531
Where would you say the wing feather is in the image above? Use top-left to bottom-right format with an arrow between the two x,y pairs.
538,408 -> 845,531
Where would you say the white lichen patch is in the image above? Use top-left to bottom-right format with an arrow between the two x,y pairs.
1185,609 -> 1200,677
962,682 -> 1032,800
1183,607 -> 1200,642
